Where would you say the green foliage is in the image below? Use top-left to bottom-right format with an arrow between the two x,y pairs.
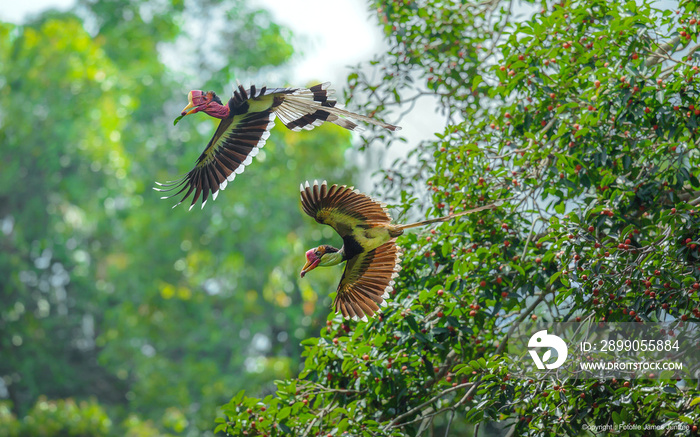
0,0 -> 354,435
0,398 -> 112,437
217,0 -> 700,435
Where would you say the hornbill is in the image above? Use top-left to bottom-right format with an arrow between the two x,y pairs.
156,83 -> 399,209
299,180 -> 500,321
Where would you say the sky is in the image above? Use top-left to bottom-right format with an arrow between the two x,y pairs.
1,0 -> 75,22
1,0 -> 386,87
2,0 -> 442,185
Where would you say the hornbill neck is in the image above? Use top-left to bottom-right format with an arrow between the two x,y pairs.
203,101 -> 231,119
323,247 -> 346,266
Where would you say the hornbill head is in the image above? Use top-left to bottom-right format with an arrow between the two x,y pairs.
300,245 -> 341,278
173,91 -> 226,125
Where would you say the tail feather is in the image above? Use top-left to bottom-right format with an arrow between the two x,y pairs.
275,83 -> 399,132
397,202 -> 501,231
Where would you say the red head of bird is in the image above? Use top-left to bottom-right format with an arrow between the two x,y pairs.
300,245 -> 342,278
174,91 -> 229,125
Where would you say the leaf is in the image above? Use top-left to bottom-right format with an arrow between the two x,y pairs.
406,315 -> 420,333
278,407 -> 291,420
471,75 -> 483,91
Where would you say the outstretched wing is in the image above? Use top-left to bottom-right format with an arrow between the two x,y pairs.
334,240 -> 402,321
156,107 -> 276,210
299,180 -> 393,238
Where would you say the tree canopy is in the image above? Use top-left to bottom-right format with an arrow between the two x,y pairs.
217,0 -> 700,436
1,0 -> 356,435
3,0 -> 700,435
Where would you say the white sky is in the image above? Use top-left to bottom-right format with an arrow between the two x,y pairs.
1,0 -> 75,22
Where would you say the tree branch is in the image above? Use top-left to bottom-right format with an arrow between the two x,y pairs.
644,36 -> 681,67
495,284 -> 552,355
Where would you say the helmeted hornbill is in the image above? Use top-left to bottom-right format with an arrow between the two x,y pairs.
155,83 -> 399,209
299,180 -> 500,321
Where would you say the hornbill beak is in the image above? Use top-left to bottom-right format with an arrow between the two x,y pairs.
174,90 -> 205,125
300,249 -> 321,278
180,101 -> 198,116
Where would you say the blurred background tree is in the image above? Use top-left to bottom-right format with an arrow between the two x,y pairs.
217,0 -> 700,435
0,0 -> 359,435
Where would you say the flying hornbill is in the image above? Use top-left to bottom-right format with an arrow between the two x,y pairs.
156,83 -> 399,209
299,180 -> 500,321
